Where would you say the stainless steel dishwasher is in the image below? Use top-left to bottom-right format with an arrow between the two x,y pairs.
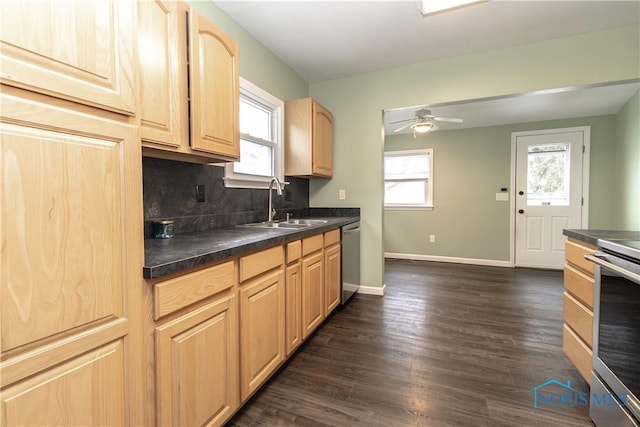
341,221 -> 360,304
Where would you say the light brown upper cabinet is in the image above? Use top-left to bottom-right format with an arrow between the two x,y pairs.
0,0 -> 136,115
139,1 -> 240,163
189,11 -> 239,160
138,0 -> 188,149
285,98 -> 334,178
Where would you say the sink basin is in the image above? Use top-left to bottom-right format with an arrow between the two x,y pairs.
283,219 -> 328,225
237,219 -> 328,229
237,221 -> 309,229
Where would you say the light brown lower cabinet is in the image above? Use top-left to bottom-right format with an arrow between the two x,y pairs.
239,268 -> 286,401
324,243 -> 341,316
150,231 -> 340,426
285,241 -> 303,355
562,238 -> 596,384
301,251 -> 325,339
155,293 -> 239,427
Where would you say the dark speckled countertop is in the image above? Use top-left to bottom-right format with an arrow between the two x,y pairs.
563,229 -> 640,246
144,217 -> 359,279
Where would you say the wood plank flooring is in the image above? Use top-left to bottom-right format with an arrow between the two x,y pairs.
227,260 -> 592,426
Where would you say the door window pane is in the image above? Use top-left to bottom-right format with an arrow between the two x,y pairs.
527,143 -> 570,206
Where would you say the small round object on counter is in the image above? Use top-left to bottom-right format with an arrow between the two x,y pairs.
153,220 -> 174,239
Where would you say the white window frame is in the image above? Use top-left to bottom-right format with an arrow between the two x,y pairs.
224,77 -> 285,189
384,148 -> 434,210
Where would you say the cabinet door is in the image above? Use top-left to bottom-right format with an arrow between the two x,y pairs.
156,295 -> 239,427
0,0 -> 136,115
0,93 -> 143,424
1,340 -> 127,426
1,95 -> 136,351
138,0 -> 188,148
189,10 -> 239,161
312,100 -> 334,177
324,244 -> 341,316
302,251 -> 325,339
285,262 -> 302,355
239,269 -> 285,401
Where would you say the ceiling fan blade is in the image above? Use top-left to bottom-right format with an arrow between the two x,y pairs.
433,116 -> 463,123
393,122 -> 414,133
388,118 -> 414,125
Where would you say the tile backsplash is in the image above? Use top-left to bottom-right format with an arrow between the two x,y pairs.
143,157 -> 310,236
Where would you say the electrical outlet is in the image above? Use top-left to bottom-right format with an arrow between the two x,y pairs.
429,235 -> 436,243
195,185 -> 205,202
339,189 -> 346,200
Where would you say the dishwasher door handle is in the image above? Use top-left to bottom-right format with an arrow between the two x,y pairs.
343,227 -> 360,235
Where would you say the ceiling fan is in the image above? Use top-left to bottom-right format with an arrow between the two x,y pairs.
390,108 -> 463,134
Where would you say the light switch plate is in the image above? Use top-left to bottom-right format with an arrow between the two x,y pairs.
496,192 -> 509,201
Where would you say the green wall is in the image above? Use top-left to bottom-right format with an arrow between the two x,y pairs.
384,116 -> 618,261
615,90 -> 640,230
309,25 -> 639,288
188,0 -> 308,101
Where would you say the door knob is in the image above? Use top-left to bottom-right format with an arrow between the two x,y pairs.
518,209 -> 524,214
518,191 -> 524,196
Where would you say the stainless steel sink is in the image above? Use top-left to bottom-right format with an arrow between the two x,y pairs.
237,221 -> 309,229
283,219 -> 328,225
237,219 -> 328,229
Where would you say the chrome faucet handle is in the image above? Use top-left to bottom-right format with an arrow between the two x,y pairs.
286,213 -> 291,221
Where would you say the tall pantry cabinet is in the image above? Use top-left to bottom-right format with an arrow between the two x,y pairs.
0,1 -> 146,426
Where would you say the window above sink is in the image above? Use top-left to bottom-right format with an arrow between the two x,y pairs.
223,77 -> 285,190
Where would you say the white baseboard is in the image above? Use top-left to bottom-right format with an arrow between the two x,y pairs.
357,283 -> 386,296
384,252 -> 513,268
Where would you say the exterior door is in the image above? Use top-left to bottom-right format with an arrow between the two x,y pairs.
514,127 -> 588,269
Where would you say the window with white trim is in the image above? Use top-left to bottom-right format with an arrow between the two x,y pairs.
224,78 -> 284,189
384,149 -> 433,209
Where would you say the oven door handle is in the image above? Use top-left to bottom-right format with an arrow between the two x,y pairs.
585,253 -> 640,284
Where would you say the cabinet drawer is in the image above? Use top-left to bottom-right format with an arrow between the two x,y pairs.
563,292 -> 593,347
324,229 -> 340,247
302,234 -> 324,257
286,240 -> 302,264
563,324 -> 592,384
564,265 -> 594,309
154,260 -> 235,319
239,246 -> 284,282
565,240 -> 596,275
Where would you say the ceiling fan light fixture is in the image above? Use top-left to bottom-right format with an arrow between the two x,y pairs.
412,121 -> 435,133
417,0 -> 488,16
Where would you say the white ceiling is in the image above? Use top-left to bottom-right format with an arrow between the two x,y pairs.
215,0 -> 640,134
216,0 -> 639,84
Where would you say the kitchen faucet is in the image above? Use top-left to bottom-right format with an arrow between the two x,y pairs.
267,176 -> 283,222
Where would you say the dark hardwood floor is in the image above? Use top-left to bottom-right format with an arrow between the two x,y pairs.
227,260 -> 593,426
